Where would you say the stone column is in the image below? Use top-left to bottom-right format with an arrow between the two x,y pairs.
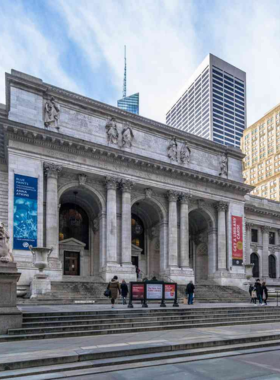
120,179 -> 133,265
44,163 -> 62,258
261,226 -> 269,277
179,193 -> 191,268
245,222 -> 253,265
105,177 -> 118,264
167,190 -> 179,268
215,202 -> 228,270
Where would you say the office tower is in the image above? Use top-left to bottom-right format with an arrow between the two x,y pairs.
117,46 -> 139,115
241,103 -> 280,201
166,54 -> 246,148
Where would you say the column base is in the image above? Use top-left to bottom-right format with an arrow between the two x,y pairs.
100,264 -> 137,283
161,267 -> 194,284
30,274 -> 51,298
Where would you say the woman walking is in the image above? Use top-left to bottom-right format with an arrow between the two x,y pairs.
108,276 -> 120,309
262,281 -> 268,306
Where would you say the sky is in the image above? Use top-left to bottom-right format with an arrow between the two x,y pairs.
1,0 -> 280,126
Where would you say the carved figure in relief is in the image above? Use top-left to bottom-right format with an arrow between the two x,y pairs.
105,118 -> 119,145
44,97 -> 60,129
219,153 -> 228,177
122,124 -> 134,148
180,142 -> 191,164
0,223 -> 14,263
167,137 -> 178,161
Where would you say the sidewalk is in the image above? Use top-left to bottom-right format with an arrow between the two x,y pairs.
2,305 -> 280,368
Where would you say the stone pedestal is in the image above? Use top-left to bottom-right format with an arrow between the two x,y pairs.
100,263 -> 136,283
162,267 -> 194,284
30,274 -> 51,298
0,262 -> 22,334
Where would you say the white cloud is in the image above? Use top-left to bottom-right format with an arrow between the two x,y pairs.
0,2 -> 80,106
53,0 -> 201,122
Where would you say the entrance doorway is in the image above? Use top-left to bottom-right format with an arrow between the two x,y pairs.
64,251 -> 80,276
132,256 -> 139,271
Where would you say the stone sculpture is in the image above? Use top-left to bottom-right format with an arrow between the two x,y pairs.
44,96 -> 60,129
0,222 -> 13,263
122,124 -> 134,148
219,153 -> 228,177
180,142 -> 191,164
167,137 -> 178,161
105,117 -> 119,145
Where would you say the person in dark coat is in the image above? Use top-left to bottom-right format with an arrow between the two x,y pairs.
254,279 -> 263,305
262,281 -> 268,306
120,280 -> 129,305
249,283 -> 254,304
108,276 -> 120,308
186,281 -> 195,305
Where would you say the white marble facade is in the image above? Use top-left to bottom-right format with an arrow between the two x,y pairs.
0,70 -> 280,289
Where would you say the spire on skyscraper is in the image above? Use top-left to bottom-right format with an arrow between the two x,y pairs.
123,45 -> 127,99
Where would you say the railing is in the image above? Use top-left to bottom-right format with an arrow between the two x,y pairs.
151,271 -> 176,283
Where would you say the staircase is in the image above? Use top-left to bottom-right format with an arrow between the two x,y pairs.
3,306 -> 280,342
18,281 -> 250,304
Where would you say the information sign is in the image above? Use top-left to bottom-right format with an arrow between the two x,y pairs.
164,284 -> 176,299
131,283 -> 145,300
146,283 -> 163,300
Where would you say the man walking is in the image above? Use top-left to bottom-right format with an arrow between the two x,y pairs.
186,280 -> 195,305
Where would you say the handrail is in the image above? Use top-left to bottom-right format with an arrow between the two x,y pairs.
151,271 -> 176,283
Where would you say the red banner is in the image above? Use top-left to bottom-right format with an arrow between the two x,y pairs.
232,216 -> 243,265
131,283 -> 145,299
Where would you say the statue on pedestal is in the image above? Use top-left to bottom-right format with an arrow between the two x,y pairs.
0,223 -> 14,263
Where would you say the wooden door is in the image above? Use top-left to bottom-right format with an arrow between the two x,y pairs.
64,251 -> 80,276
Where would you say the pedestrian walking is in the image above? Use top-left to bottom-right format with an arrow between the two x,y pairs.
254,279 -> 263,305
249,283 -> 254,304
186,280 -> 195,305
262,281 -> 268,306
108,275 -> 120,309
120,279 -> 129,305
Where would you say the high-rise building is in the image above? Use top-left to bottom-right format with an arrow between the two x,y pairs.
117,46 -> 139,115
241,103 -> 280,201
166,54 -> 246,148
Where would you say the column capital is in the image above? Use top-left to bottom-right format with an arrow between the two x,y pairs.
120,179 -> 134,193
215,202 -> 228,212
246,222 -> 254,231
179,192 -> 192,204
166,190 -> 179,202
104,176 -> 118,190
44,162 -> 62,178
261,225 -> 270,233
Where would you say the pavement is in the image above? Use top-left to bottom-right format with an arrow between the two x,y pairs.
2,302 -> 280,368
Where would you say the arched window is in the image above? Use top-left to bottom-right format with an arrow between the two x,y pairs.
59,203 -> 89,249
250,253 -> 259,278
269,255 -> 276,279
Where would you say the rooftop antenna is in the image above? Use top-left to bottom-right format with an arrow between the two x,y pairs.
123,45 -> 127,98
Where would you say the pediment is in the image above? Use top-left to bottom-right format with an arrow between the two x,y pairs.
132,244 -> 143,254
59,238 -> 86,247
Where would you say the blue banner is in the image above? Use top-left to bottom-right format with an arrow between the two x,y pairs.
13,174 -> 38,250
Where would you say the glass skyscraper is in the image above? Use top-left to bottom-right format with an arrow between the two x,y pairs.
117,93 -> 139,115
166,54 -> 246,148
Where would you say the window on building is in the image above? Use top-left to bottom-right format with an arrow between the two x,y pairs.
251,253 -> 259,278
251,229 -> 258,243
269,255 -> 276,278
269,232 -> 275,245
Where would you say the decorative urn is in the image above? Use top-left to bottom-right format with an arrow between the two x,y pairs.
29,246 -> 53,274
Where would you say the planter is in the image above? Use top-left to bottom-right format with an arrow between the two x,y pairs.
29,246 -> 53,274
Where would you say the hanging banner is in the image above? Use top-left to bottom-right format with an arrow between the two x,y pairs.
232,215 -> 243,266
13,174 -> 38,250
146,283 -> 163,300
164,284 -> 176,299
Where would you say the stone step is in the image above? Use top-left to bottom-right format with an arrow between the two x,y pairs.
4,315 -> 280,342
21,311 -> 280,328
10,312 -> 280,335
1,334 -> 280,378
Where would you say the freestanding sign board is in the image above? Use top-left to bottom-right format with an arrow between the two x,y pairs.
128,281 -> 179,308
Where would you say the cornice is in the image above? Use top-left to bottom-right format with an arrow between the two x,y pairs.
245,205 -> 280,218
1,119 -> 252,195
5,71 -> 244,160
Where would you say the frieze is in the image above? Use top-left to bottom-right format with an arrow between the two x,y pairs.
44,96 -> 60,130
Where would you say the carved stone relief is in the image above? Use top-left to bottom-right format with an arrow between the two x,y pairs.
44,96 -> 60,130
167,137 -> 191,164
219,153 -> 228,177
167,137 -> 178,161
105,117 -> 119,145
180,142 -> 191,164
122,123 -> 134,148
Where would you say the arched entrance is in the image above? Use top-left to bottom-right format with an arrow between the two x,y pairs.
189,208 -> 214,283
269,254 -> 276,279
58,185 -> 102,278
250,253 -> 259,278
131,197 -> 166,279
